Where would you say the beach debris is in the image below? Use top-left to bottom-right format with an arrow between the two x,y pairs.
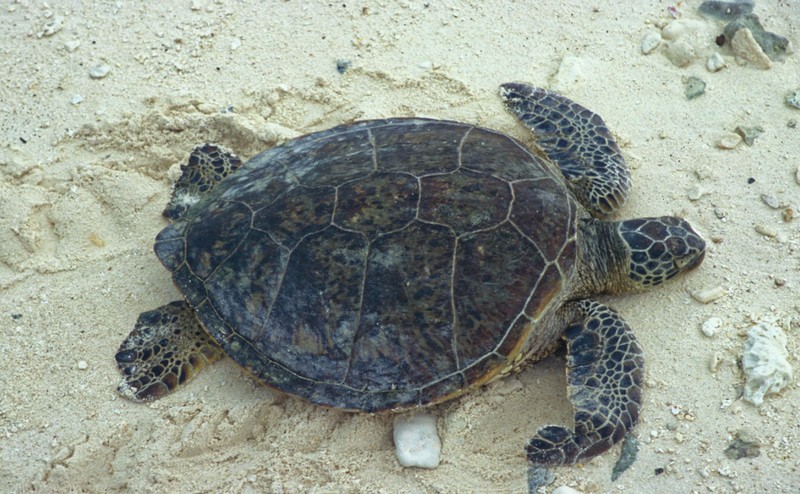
611,435 -> 640,481
724,430 -> 761,459
683,76 -> 706,99
741,321 -> 793,406
734,125 -> 763,146
698,1 -> 754,21
715,132 -> 742,149
641,31 -> 662,55
706,52 -> 727,72
39,16 -> 65,37
760,194 -> 780,209
553,486 -> 583,494
731,28 -> 772,69
527,466 -> 554,493
393,413 -> 441,468
724,14 -> 792,61
709,351 -> 724,372
64,39 -> 81,52
701,317 -> 723,337
687,185 -> 707,201
692,286 -> 725,303
786,90 -> 800,110
89,64 -> 111,79
336,59 -> 352,74
754,224 -> 777,237
664,40 -> 696,67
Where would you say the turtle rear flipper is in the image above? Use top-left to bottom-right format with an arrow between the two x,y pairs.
162,144 -> 243,220
500,83 -> 631,217
526,300 -> 643,466
115,301 -> 224,402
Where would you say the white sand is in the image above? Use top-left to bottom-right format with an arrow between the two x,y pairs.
2,1 -> 799,492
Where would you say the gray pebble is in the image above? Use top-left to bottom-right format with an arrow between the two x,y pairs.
760,194 -> 780,209
70,94 -> 84,105
683,76 -> 706,100
527,465 -> 554,493
611,435 -> 640,481
40,16 -> 65,37
698,1 -> 754,21
786,90 -> 800,110
641,31 -> 662,55
89,64 -> 111,79
724,430 -> 761,459
735,125 -> 764,146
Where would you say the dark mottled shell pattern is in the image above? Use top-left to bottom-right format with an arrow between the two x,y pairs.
155,118 -> 581,411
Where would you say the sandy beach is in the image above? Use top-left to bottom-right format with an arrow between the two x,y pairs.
2,1 -> 799,492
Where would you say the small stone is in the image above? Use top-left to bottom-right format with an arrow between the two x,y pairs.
230,38 -> 241,50
724,430 -> 761,459
796,165 -> 800,185
754,224 -> 777,237
70,94 -> 84,105
683,76 -> 706,100
701,317 -> 723,337
742,322 -> 793,406
336,59 -> 352,74
664,40 -> 696,67
709,351 -> 723,372
393,413 -> 441,468
89,64 -> 111,79
527,465 -> 554,493
641,31 -> 662,55
40,16 -> 65,37
692,286 -> 725,303
786,90 -> 800,110
760,194 -> 780,209
77,360 -> 88,370
64,39 -> 81,52
611,435 -> 639,481
698,1 -> 754,21
716,133 -> 742,149
553,487 -> 583,494
687,185 -> 706,201
706,52 -> 727,72
735,125 -> 764,146
731,28 -> 772,69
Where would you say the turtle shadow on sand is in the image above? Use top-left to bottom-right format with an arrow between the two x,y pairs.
114,82 -> 705,467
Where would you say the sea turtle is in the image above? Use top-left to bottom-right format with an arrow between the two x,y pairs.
115,83 -> 705,466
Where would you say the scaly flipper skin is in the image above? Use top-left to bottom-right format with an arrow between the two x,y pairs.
500,83 -> 631,217
116,301 -> 224,402
526,300 -> 643,466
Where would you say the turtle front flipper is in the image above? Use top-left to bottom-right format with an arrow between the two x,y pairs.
162,144 -> 242,220
526,300 -> 643,466
500,83 -> 631,217
115,301 -> 224,402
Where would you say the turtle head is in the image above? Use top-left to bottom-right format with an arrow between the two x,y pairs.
613,216 -> 705,291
